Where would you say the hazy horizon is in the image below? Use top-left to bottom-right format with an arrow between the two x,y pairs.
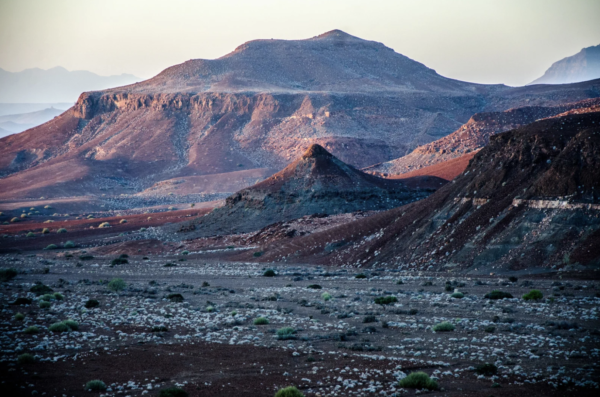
1,0 -> 599,87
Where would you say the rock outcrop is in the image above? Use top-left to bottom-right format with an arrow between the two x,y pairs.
255,112 -> 600,272
177,144 -> 430,237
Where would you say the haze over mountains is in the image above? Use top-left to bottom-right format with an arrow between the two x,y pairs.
0,66 -> 141,103
1,30 -> 599,202
530,44 -> 600,85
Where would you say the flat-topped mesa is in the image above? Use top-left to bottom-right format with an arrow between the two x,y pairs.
302,144 -> 333,159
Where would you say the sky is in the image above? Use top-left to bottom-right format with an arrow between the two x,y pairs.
1,0 -> 599,86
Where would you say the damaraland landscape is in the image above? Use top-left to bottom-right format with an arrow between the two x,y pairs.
0,26 -> 599,397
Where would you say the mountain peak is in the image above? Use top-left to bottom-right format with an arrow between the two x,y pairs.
302,144 -> 333,159
312,29 -> 360,40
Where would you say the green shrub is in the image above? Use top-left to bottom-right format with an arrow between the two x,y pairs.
254,251 -> 263,258
181,250 -> 189,255
254,317 -> 269,325
206,306 -> 215,312
30,284 -> 53,295
274,386 -> 304,397
508,276 -> 518,282
44,244 -> 58,250
39,301 -> 51,309
151,325 -> 169,332
399,371 -> 438,390
57,228 -> 67,233
158,387 -> 188,397
42,228 -> 50,234
53,292 -> 63,300
40,293 -> 55,301
307,284 -> 322,289
522,289 -> 543,301
79,255 -> 94,260
27,232 -> 35,237
484,290 -> 513,300
277,327 -> 297,340
18,353 -> 36,365
12,297 -> 32,305
119,219 -> 127,224
451,292 -> 464,299
263,269 -> 276,277
98,222 -> 110,228
484,326 -> 496,333
107,278 -> 126,292
49,322 -> 69,332
64,319 -> 79,330
85,299 -> 100,308
14,312 -> 25,321
111,257 -> 128,265
11,217 -> 20,222
23,326 -> 39,334
433,322 -> 455,332
167,293 -> 184,302
475,363 -> 498,376
355,273 -> 367,279
85,380 -> 107,391
44,205 -> 52,209
321,292 -> 332,301
0,268 -> 18,282
408,308 -> 418,315
64,241 -> 75,248
374,296 -> 398,305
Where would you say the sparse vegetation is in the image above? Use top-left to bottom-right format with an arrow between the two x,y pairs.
14,312 -> 25,321
254,317 -> 269,325
44,244 -> 58,250
57,228 -> 67,233
181,250 -> 189,255
49,322 -> 70,332
321,292 -> 332,301
27,232 -> 35,237
274,386 -> 304,397
484,290 -> 513,300
0,268 -> 17,282
39,301 -> 51,309
475,363 -> 498,376
111,257 -> 129,265
42,228 -> 49,234
374,296 -> 398,305
398,372 -> 438,390
98,222 -> 110,228
523,289 -> 543,301
451,292 -> 464,299
107,278 -> 126,292
119,219 -> 127,223
85,380 -> 107,391
355,273 -> 367,279
18,353 -> 36,364
508,276 -> 518,282
167,293 -> 184,302
277,327 -> 297,340
263,269 -> 276,277
30,283 -> 53,295
64,241 -> 75,248
79,254 -> 94,260
151,325 -> 169,332
254,251 -> 263,257
85,299 -> 100,308
158,387 -> 188,397
433,322 -> 455,332
10,217 -> 20,222
23,326 -> 39,334
307,284 -> 322,289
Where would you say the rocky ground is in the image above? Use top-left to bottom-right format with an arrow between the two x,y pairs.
1,253 -> 598,396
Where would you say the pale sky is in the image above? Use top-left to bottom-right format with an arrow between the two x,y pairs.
1,0 -> 599,86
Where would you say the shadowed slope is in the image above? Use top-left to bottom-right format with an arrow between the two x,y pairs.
176,145 -> 430,237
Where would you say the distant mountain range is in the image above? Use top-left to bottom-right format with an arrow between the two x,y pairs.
530,44 -> 600,85
0,107 -> 65,138
1,30 -> 599,201
0,66 -> 142,103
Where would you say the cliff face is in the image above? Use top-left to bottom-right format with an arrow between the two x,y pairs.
1,31 -> 600,200
255,112 -> 600,272
176,145 -> 430,237
371,98 -> 600,176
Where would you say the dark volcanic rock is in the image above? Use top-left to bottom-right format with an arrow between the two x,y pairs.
177,144 -> 429,237
256,112 -> 600,272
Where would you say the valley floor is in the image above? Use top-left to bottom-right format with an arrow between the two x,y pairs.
0,253 -> 598,396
